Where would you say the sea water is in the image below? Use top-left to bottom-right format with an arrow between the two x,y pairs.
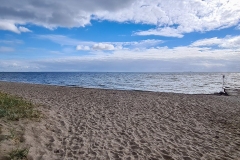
0,72 -> 239,94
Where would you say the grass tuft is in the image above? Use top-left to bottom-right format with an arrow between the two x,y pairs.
0,92 -> 40,121
9,147 -> 29,160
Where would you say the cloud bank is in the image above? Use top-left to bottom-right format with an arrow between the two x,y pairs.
1,36 -> 239,72
191,36 -> 240,49
0,0 -> 239,37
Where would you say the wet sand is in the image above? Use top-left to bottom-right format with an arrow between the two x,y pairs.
0,81 -> 240,159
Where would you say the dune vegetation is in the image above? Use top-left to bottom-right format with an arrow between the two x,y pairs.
0,92 -> 41,160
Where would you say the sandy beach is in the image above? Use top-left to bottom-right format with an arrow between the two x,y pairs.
0,81 -> 240,160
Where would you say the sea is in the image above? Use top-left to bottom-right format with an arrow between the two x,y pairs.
0,72 -> 239,94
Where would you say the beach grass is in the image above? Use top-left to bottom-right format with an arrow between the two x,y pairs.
0,91 -> 41,159
8,147 -> 29,160
0,92 -> 40,121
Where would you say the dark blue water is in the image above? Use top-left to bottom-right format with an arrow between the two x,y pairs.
0,72 -> 239,94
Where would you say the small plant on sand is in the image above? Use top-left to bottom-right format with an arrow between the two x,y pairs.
8,147 -> 29,160
7,128 -> 25,144
0,92 -> 40,120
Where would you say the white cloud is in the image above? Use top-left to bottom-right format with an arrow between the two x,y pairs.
115,39 -> 164,48
0,20 -> 21,33
135,27 -> 184,38
0,0 -> 239,36
97,0 -> 240,37
0,46 -> 15,52
191,37 -> 222,47
0,20 -> 31,33
76,45 -> 91,51
19,26 -> 32,33
92,43 -> 115,50
191,36 -> 240,48
89,39 -> 163,50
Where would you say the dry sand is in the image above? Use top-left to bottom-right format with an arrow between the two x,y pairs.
0,81 -> 240,160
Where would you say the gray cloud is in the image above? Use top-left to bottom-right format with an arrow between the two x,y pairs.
0,6 -> 35,20
0,0 -> 135,29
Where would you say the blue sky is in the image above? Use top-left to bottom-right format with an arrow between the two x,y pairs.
0,0 -> 240,72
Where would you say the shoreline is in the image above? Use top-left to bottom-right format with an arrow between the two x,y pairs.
0,80 -> 223,96
0,81 -> 240,159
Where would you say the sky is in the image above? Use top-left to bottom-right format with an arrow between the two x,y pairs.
0,0 -> 240,72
